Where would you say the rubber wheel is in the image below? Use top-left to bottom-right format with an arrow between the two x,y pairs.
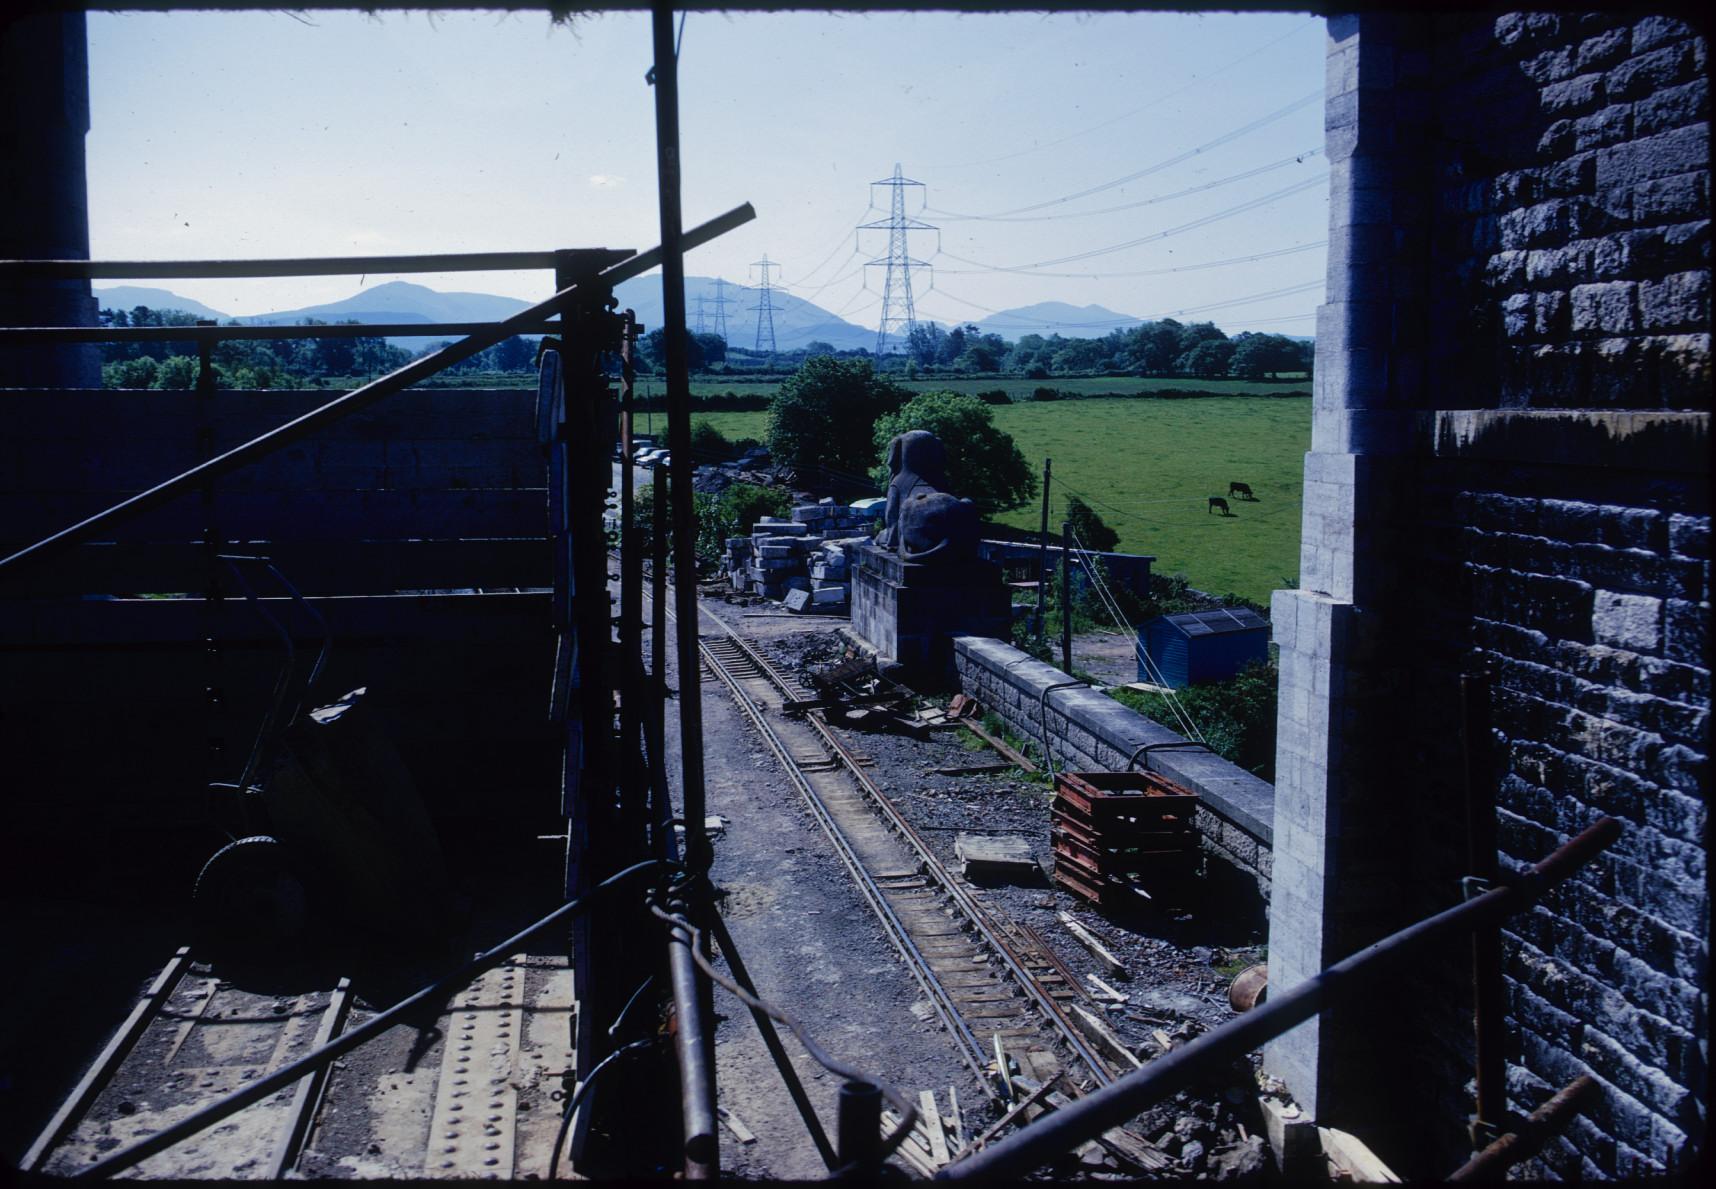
193,835 -> 309,954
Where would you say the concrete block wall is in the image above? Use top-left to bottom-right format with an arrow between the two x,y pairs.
952,636 -> 1274,900
1274,10 -> 1707,1179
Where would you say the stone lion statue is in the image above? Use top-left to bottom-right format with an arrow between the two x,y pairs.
876,430 -> 980,564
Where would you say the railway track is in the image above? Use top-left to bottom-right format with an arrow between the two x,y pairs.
21,947 -> 574,1179
690,610 -> 1126,1119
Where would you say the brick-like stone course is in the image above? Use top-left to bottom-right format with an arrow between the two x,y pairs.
951,636 -> 1274,899
1293,10 -> 1708,1180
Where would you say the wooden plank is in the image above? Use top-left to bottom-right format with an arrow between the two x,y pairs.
1058,912 -> 1128,979
1320,1126 -> 1401,1182
2,487 -> 547,546
919,1091 -> 950,1165
1071,1004 -> 1143,1069
0,537 -> 551,598
0,590 -> 550,648
715,1107 -> 756,1145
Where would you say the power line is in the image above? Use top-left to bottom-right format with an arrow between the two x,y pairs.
860,164 -> 938,355
935,174 -> 1326,274
931,240 -> 1327,281
940,17 -> 1321,172
749,256 -> 780,355
926,148 -> 1323,224
959,89 -> 1323,220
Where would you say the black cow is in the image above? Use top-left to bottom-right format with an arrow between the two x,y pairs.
1208,496 -> 1231,515
1229,481 -> 1255,500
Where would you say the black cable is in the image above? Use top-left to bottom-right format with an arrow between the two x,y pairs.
548,1036 -> 661,1181
647,893 -> 920,1166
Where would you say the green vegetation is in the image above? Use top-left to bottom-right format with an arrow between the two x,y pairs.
629,481 -> 792,569
1111,660 -> 1278,780
693,396 -> 1307,604
870,392 -> 1038,514
766,357 -> 909,478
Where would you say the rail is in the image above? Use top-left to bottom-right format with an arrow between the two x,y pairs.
938,815 -> 1622,1179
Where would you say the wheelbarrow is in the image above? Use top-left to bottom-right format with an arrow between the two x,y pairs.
194,556 -> 453,957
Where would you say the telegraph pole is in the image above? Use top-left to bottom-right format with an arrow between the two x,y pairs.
1033,458 -> 1051,639
859,164 -> 937,355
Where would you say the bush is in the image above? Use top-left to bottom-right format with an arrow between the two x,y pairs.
977,388 -> 1012,405
1111,659 -> 1277,779
689,420 -> 734,461
1031,386 -> 1062,402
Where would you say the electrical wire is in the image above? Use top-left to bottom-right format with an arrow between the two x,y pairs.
1068,525 -> 1206,743
929,240 -> 1327,281
956,89 -> 1323,220
940,17 -> 1322,171
928,148 -> 1323,224
933,174 -> 1327,275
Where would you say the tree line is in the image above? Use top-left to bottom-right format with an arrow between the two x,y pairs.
97,305 -> 541,389
908,319 -> 1311,381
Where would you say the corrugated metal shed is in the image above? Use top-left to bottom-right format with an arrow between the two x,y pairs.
1138,607 -> 1269,688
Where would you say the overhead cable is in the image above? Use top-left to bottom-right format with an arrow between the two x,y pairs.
961,89 -> 1323,219
940,17 -> 1321,171
928,149 -> 1323,223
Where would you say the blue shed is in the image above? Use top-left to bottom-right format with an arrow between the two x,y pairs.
1138,607 -> 1269,688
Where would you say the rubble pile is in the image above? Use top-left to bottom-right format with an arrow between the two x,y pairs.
723,498 -> 875,611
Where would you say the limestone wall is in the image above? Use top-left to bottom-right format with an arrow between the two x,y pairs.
1274,11 -> 1708,1177
952,636 -> 1274,902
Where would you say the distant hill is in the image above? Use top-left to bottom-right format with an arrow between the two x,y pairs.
93,285 -> 230,322
613,275 -> 874,352
973,302 -> 1142,339
239,281 -> 534,351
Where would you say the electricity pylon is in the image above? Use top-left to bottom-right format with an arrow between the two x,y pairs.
710,277 -> 735,343
859,164 -> 937,355
749,256 -> 780,355
692,294 -> 709,336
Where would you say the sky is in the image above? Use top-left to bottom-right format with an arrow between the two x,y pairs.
86,8 -> 1329,337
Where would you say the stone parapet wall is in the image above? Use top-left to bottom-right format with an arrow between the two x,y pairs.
952,636 -> 1273,900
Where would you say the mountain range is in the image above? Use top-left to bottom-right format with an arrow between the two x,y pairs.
93,280 -> 1311,349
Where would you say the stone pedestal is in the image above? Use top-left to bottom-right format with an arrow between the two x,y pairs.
850,544 -> 1010,687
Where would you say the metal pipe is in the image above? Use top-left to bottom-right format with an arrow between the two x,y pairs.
1060,520 -> 1073,674
0,319 -> 564,344
666,892 -> 720,1179
939,817 -> 1622,1181
837,1080 -> 882,1179
74,859 -> 669,1181
650,4 -> 711,884
1449,1074 -> 1598,1181
1033,457 -> 1050,639
0,249 -> 599,279
1463,670 -> 1506,1142
0,203 -> 755,581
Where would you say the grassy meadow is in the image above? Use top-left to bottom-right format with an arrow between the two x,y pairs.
691,394 -> 1311,605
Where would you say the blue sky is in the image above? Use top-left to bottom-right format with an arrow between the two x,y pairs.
87,8 -> 1327,336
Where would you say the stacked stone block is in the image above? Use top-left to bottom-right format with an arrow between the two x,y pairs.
1275,10 -> 1707,1178
722,498 -> 874,610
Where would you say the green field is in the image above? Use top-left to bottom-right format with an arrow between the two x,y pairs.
691,395 -> 1310,605
653,373 -> 1307,402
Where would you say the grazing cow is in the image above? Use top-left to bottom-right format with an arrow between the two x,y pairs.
1208,496 -> 1231,515
1229,481 -> 1254,500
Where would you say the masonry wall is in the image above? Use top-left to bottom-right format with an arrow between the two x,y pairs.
1270,11 -> 1707,1179
952,636 -> 1274,907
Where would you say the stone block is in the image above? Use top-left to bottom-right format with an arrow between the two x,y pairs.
811,585 -> 847,605
1639,269 -> 1710,330
1631,15 -> 1697,53
1605,41 -> 1702,101
783,588 -> 812,612
1571,281 -> 1640,333
1592,589 -> 1664,652
754,523 -> 807,540
1634,78 -> 1708,136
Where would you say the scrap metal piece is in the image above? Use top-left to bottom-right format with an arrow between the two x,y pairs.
423,959 -> 524,1178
